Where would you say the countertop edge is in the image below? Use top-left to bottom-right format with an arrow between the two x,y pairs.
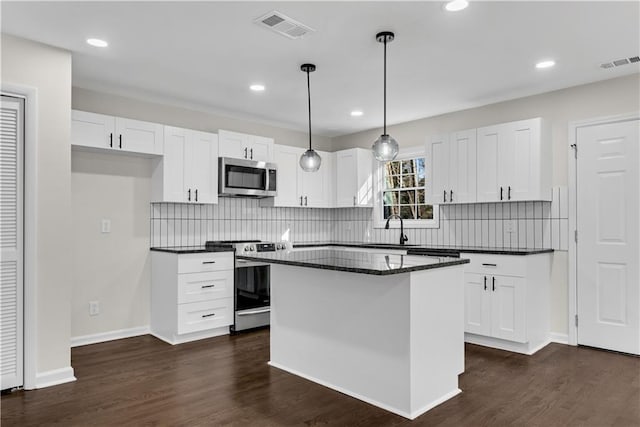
237,255 -> 469,276
291,243 -> 554,256
150,247 -> 235,254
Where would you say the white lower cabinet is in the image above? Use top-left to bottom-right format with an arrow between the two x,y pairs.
462,252 -> 551,355
151,251 -> 234,344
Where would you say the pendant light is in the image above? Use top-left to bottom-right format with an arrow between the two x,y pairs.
371,31 -> 399,162
299,63 -> 322,172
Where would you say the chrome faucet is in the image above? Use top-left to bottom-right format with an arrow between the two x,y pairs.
384,214 -> 409,245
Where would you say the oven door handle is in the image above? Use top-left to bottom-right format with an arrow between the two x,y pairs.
237,308 -> 271,316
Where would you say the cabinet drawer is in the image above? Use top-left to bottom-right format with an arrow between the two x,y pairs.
177,299 -> 233,334
178,271 -> 233,304
178,252 -> 234,274
461,253 -> 526,277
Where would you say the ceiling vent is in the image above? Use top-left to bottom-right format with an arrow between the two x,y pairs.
600,56 -> 640,69
254,11 -> 315,40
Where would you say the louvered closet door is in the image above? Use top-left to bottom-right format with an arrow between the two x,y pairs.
0,96 -> 24,390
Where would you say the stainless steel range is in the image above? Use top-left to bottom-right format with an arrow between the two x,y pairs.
205,240 -> 288,333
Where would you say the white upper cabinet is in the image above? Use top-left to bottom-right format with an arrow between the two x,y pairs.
261,144 -> 333,208
152,126 -> 218,204
425,129 -> 477,204
300,150 -> 333,208
218,129 -> 274,162
426,134 -> 451,205
71,110 -> 163,155
477,118 -> 551,202
335,148 -> 373,208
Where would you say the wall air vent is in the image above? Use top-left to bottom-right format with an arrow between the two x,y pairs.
600,56 -> 640,69
254,11 -> 315,40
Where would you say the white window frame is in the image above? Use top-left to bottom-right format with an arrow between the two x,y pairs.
373,145 -> 439,229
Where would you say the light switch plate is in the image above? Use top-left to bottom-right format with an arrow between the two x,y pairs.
89,300 -> 100,316
101,219 -> 111,233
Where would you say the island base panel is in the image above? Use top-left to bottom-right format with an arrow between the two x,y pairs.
269,264 -> 464,419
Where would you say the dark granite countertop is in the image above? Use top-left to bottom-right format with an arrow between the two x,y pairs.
292,242 -> 553,256
238,249 -> 469,276
150,246 -> 235,254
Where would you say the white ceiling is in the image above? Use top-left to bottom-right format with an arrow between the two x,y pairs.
3,1 -> 639,137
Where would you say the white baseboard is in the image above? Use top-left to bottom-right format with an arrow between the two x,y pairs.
71,325 -> 150,347
150,326 -> 229,345
549,332 -> 570,345
34,367 -> 76,389
268,361 -> 460,420
465,333 -> 551,355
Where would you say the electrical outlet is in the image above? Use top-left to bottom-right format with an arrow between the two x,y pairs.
89,300 -> 100,316
101,219 -> 111,233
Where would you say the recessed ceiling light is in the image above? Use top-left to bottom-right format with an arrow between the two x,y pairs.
536,60 -> 556,69
444,0 -> 469,12
250,84 -> 265,92
86,38 -> 108,48
350,110 -> 363,117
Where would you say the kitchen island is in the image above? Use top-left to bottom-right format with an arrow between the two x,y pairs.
239,248 -> 469,420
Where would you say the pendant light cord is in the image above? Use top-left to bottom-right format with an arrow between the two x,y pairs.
307,69 -> 312,151
383,37 -> 387,136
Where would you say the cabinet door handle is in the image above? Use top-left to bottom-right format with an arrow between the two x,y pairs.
304,196 -> 308,206
109,133 -> 113,147
118,134 -> 122,149
443,190 -> 447,203
450,190 -> 453,203
482,263 -> 497,267
353,196 -> 356,206
202,261 -> 216,264
244,147 -> 248,158
250,148 -> 253,159
492,276 -> 496,291
500,186 -> 503,201
188,188 -> 191,201
484,276 -> 487,291
201,313 -> 216,318
195,189 -> 198,202
201,284 -> 215,289
300,196 -> 303,206
508,186 -> 511,200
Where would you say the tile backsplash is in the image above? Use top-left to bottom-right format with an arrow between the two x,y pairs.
151,187 -> 569,251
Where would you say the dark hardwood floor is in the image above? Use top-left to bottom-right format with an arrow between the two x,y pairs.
2,329 -> 639,426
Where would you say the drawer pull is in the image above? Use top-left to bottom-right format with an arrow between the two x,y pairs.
202,261 -> 216,264
201,284 -> 215,289
237,308 -> 270,316
482,263 -> 497,267
201,313 -> 216,318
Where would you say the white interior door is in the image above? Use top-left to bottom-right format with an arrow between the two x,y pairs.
0,95 -> 24,390
577,119 -> 639,355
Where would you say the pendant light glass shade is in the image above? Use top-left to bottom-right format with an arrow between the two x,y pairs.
299,149 -> 322,172
372,134 -> 399,161
371,31 -> 399,162
299,63 -> 322,172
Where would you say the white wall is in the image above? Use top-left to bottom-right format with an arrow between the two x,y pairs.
71,151 -> 151,338
333,73 -> 640,336
1,35 -> 73,377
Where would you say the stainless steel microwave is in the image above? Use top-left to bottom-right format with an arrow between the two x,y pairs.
218,157 -> 277,198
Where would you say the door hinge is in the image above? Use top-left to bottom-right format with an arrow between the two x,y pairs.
574,230 -> 578,243
575,314 -> 578,328
570,143 -> 577,159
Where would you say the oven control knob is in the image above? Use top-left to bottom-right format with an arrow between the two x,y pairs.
244,246 -> 249,252
250,246 -> 255,251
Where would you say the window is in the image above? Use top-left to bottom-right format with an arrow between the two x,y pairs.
374,146 -> 438,228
